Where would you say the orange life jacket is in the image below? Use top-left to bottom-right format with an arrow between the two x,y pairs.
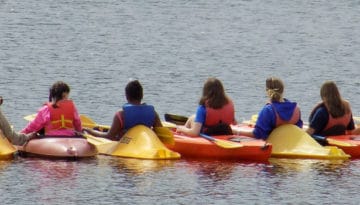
204,100 -> 235,127
274,106 -> 301,127
45,100 -> 75,133
310,102 -> 352,135
323,110 -> 352,133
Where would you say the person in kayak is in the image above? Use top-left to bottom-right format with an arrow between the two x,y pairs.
0,96 -> 35,145
83,80 -> 162,140
21,81 -> 82,136
306,81 -> 360,140
176,77 -> 236,137
237,77 -> 303,140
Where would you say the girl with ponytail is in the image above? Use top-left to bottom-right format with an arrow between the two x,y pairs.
22,81 -> 82,136
238,77 -> 303,140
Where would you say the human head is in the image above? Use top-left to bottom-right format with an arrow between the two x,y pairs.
49,81 -> 70,102
266,77 -> 284,102
199,77 -> 228,109
125,80 -> 143,103
320,81 -> 341,103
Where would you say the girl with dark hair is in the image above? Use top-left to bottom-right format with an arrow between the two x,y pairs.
306,81 -> 358,136
176,77 -> 236,136
21,81 -> 82,136
238,77 -> 303,140
83,80 -> 162,140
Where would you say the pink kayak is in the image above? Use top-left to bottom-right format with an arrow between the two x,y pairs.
16,137 -> 98,159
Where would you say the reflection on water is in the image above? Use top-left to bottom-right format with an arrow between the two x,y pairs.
1,0 -> 360,203
109,157 -> 177,175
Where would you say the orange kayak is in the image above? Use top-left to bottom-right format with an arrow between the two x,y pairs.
165,132 -> 272,162
16,137 -> 97,159
326,135 -> 360,158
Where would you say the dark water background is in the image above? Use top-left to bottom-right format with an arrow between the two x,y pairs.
1,0 -> 360,204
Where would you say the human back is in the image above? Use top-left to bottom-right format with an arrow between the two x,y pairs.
177,77 -> 236,136
21,81 -> 82,136
307,81 -> 354,136
237,77 -> 303,140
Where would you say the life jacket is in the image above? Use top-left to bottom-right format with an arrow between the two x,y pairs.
313,102 -> 352,136
122,103 -> 156,130
273,105 -> 301,127
203,100 -> 235,135
45,100 -> 75,134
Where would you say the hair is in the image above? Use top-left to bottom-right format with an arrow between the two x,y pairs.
199,77 -> 229,109
49,81 -> 70,108
266,77 -> 284,102
320,81 -> 346,118
125,80 -> 143,102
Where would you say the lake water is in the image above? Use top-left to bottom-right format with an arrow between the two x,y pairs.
1,0 -> 360,204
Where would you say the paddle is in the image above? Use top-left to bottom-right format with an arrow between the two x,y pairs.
312,135 -> 355,147
80,114 -> 174,144
81,133 -> 113,146
164,113 -> 188,125
199,133 -> 243,149
79,115 -> 110,131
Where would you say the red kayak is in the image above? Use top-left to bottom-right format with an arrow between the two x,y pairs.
165,132 -> 272,162
16,137 -> 98,159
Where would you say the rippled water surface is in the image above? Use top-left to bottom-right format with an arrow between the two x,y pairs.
1,0 -> 360,204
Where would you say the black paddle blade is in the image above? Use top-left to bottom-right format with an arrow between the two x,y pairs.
164,113 -> 188,125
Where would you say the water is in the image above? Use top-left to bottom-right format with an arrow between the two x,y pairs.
0,0 -> 360,204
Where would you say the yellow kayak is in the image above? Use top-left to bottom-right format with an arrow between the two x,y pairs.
268,124 -> 350,160
86,125 -> 180,160
0,131 -> 17,159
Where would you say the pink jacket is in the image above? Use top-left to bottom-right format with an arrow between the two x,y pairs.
21,104 -> 82,136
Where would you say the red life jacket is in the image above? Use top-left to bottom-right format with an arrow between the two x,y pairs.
45,100 -> 75,133
274,105 -> 301,127
204,100 -> 235,127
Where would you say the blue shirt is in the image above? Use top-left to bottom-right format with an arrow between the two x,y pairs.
309,105 -> 355,135
194,105 -> 206,125
253,99 -> 303,140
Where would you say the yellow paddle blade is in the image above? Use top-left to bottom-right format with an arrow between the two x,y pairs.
153,127 -> 174,145
162,121 -> 177,128
268,124 -> 349,159
80,114 -> 110,131
326,138 -> 355,147
0,131 -> 17,156
109,125 -> 180,159
212,138 -> 244,149
24,114 -> 37,121
199,133 -> 243,149
83,133 -> 113,146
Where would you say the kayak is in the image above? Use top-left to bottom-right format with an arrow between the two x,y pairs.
232,124 -> 350,160
88,125 -> 181,160
0,132 -> 17,159
164,132 -> 272,162
326,135 -> 360,158
16,136 -> 98,159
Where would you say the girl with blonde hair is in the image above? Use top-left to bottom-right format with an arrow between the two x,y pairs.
238,77 -> 303,139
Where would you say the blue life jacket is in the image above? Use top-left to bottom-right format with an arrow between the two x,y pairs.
123,103 -> 156,130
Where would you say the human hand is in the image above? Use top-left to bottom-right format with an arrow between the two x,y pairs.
26,132 -> 37,141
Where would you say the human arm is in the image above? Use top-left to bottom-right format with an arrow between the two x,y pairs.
238,105 -> 275,140
0,109 -> 35,145
305,107 -> 328,135
83,111 -> 123,140
21,106 -> 49,134
176,105 -> 205,137
153,112 -> 163,127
